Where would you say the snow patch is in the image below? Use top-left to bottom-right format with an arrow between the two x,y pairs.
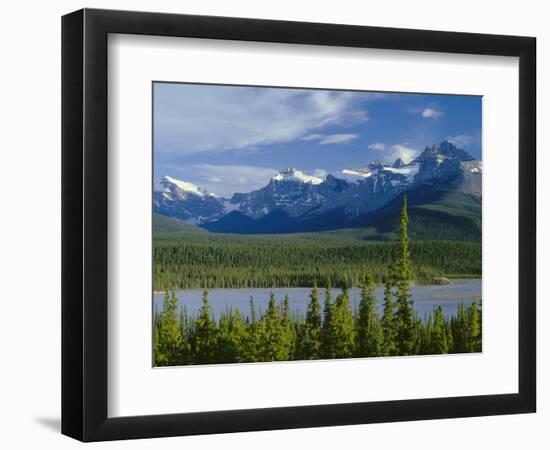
162,175 -> 217,197
342,168 -> 372,178
383,163 -> 420,181
223,200 -> 241,213
272,168 -> 324,185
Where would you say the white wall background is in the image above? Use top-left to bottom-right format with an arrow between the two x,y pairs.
0,0 -> 546,448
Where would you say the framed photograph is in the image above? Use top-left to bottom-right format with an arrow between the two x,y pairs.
62,8 -> 536,442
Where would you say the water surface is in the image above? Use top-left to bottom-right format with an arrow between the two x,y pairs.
154,279 -> 481,321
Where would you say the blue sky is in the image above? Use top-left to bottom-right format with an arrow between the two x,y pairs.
154,82 -> 481,197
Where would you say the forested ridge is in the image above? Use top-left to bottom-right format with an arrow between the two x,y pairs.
154,234 -> 481,290
153,196 -> 482,366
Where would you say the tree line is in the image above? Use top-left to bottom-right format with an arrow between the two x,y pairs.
154,236 -> 481,290
153,196 -> 482,366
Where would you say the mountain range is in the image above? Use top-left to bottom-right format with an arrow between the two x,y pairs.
153,140 -> 482,239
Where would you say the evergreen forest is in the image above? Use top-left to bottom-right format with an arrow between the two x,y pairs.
153,196 -> 482,366
154,232 -> 480,291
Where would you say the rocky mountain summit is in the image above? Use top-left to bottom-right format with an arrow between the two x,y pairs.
154,141 -> 482,235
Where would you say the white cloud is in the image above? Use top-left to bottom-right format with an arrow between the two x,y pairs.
302,133 -> 359,145
319,134 -> 358,145
421,107 -> 444,119
368,142 -> 386,151
312,168 -> 328,179
369,142 -> 420,164
448,133 -> 478,149
300,134 -> 325,142
389,144 -> 420,163
154,84 -> 367,156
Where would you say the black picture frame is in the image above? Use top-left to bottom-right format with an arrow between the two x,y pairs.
62,8 -> 536,442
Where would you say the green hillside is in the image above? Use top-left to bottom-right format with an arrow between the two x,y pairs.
153,213 -> 208,236
351,189 -> 481,241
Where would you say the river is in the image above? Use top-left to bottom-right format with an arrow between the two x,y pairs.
153,279 -> 481,321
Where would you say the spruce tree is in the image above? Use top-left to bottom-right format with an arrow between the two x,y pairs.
321,282 -> 337,359
249,295 -> 257,326
393,195 -> 415,355
257,293 -> 287,361
467,300 -> 482,352
422,315 -> 433,355
153,306 -> 161,365
216,311 -> 232,363
216,309 -> 247,363
300,282 -> 322,359
332,286 -> 356,358
356,273 -> 382,357
178,305 -> 190,363
381,282 -> 396,356
190,290 -> 217,364
446,320 -> 454,353
282,294 -> 295,358
430,306 -> 449,354
178,307 -> 187,340
393,195 -> 413,282
411,313 -> 424,355
242,295 -> 259,362
452,302 -> 469,353
154,291 -> 183,366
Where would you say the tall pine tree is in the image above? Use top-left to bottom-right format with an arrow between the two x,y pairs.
257,293 -> 287,361
393,195 -> 415,355
190,290 -> 217,364
154,291 -> 183,366
299,281 -> 322,359
430,306 -> 449,354
321,281 -> 337,359
381,282 -> 396,356
242,295 -> 259,362
355,273 -> 382,357
452,302 -> 469,353
332,286 -> 355,358
467,300 -> 482,352
282,294 -> 295,358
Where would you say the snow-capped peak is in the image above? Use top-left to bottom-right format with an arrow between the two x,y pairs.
413,140 -> 475,163
342,160 -> 419,183
161,176 -> 216,197
271,168 -> 324,185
